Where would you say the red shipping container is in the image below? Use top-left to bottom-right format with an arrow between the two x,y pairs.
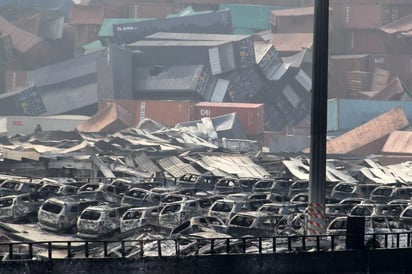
195,102 -> 264,135
99,99 -> 195,127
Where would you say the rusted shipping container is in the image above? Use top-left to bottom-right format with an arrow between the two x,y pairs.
326,107 -> 409,154
330,54 -> 370,78
195,102 -> 264,135
270,7 -> 314,33
99,99 -> 196,127
343,29 -> 387,54
69,3 -> 124,25
332,2 -> 412,29
128,2 -> 185,18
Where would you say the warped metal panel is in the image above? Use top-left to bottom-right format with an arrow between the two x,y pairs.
157,156 -> 200,178
381,131 -> 412,154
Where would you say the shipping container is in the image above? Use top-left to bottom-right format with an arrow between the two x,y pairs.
144,32 -> 256,68
326,107 -> 409,154
327,98 -> 412,133
343,29 -> 386,54
254,43 -> 289,81
346,71 -> 372,91
6,115 -> 89,137
96,44 -> 133,101
98,18 -> 153,46
69,3 -> 124,25
270,7 -> 314,33
369,54 -> 412,84
0,86 -> 46,116
5,70 -> 27,91
221,65 -> 264,102
113,10 -> 232,44
99,99 -> 196,128
219,4 -> 289,33
133,64 -> 220,101
128,2 -> 185,18
129,40 -> 236,75
195,102 -> 264,135
332,4 -> 386,29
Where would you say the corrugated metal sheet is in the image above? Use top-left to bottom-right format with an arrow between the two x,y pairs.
195,154 -> 270,178
327,98 -> 412,132
282,159 -> 309,180
157,156 -> 200,178
134,152 -> 161,173
381,131 -> 412,154
270,33 -> 313,54
326,107 -> 410,154
113,10 -> 233,44
76,103 -> 135,133
0,16 -> 43,54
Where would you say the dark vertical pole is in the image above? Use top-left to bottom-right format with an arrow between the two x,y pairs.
308,0 -> 329,234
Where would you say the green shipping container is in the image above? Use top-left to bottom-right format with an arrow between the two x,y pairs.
219,4 -> 289,33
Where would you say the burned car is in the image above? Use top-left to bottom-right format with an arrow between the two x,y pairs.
76,205 -> 131,239
38,196 -> 100,233
0,193 -> 42,223
120,206 -> 163,233
226,211 -> 278,237
170,216 -> 227,236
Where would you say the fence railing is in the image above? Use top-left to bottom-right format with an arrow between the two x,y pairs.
1,232 -> 412,260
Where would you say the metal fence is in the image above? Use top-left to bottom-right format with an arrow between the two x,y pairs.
1,232 -> 412,260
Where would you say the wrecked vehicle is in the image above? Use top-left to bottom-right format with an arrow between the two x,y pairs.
121,187 -> 161,207
208,199 -> 251,224
120,206 -> 163,233
176,173 -> 222,191
0,193 -> 42,223
77,182 -> 123,204
0,180 -> 40,197
214,178 -> 242,194
252,179 -> 291,198
226,211 -> 278,237
76,205 -> 131,238
170,216 -> 227,236
159,199 -> 213,228
36,182 -> 78,201
37,196 -> 101,233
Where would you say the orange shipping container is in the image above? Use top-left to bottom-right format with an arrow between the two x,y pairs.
99,99 -> 195,127
195,102 -> 264,135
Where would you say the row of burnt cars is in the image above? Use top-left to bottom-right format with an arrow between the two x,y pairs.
1,173 -> 412,249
